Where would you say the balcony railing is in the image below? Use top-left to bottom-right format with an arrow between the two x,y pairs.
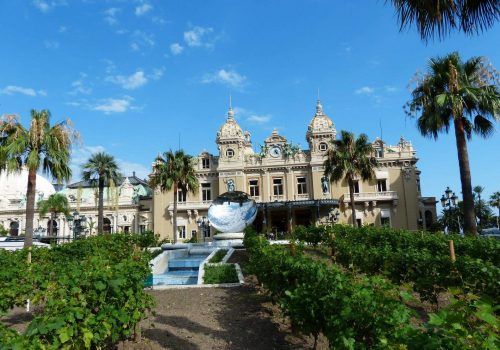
344,191 -> 398,201
296,193 -> 310,200
168,201 -> 212,210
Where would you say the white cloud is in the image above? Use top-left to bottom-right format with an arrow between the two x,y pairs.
32,0 -> 65,13
247,114 -> 271,124
130,30 -> 155,51
232,107 -> 271,125
152,16 -> 166,25
59,25 -> 67,33
184,26 -> 214,48
69,73 -> 92,95
104,7 -> 120,25
149,67 -> 165,80
202,69 -> 247,89
355,86 -> 375,95
385,85 -> 399,92
92,97 -> 133,114
106,70 -> 148,90
170,43 -> 184,55
0,85 -> 46,97
43,40 -> 60,49
135,2 -> 153,16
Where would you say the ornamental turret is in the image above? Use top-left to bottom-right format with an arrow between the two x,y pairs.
216,101 -> 247,162
306,98 -> 336,157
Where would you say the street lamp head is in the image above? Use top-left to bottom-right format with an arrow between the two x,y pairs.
445,187 -> 452,199
451,193 -> 458,205
440,195 -> 446,207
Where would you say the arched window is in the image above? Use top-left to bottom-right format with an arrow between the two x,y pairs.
10,221 -> 19,236
47,219 -> 58,236
103,218 -> 112,234
425,210 -> 433,228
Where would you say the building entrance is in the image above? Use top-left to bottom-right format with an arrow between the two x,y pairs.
294,209 -> 312,227
270,210 -> 287,234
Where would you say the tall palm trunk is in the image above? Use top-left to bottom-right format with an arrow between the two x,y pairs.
173,183 -> 178,244
98,176 -> 105,234
453,116 -> 478,235
23,168 -> 37,248
348,176 -> 357,226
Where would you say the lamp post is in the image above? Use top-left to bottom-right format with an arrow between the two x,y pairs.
440,187 -> 460,233
196,216 -> 210,242
67,211 -> 87,241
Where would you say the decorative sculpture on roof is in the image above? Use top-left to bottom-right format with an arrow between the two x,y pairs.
132,187 -> 140,204
283,142 -> 301,159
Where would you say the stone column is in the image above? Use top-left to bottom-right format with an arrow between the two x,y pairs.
113,214 -> 118,233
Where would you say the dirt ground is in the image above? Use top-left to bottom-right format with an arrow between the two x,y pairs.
119,250 -> 327,350
4,250 -> 328,350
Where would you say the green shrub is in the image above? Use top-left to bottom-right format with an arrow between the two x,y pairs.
243,228 -> 499,349
203,264 -> 239,284
0,235 -> 154,349
209,249 -> 228,263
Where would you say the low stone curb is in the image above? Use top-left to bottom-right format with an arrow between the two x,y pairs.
149,263 -> 244,290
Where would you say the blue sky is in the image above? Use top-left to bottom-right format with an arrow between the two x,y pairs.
1,0 -> 499,208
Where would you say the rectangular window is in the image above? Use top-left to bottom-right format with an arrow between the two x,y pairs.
202,183 -> 211,201
202,158 -> 210,169
356,218 -> 362,228
191,230 -> 197,238
178,226 -> 186,239
416,178 -> 421,193
273,178 -> 283,196
297,177 -> 307,194
249,179 -> 259,197
352,180 -> 360,194
375,148 -> 383,158
377,179 -> 387,192
177,190 -> 186,203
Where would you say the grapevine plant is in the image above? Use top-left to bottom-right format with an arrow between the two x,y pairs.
245,227 -> 499,349
0,234 -> 154,349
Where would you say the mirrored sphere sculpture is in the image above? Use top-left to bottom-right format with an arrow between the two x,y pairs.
207,191 -> 257,233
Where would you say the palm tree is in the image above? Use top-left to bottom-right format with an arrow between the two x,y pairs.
82,152 -> 121,234
490,191 -> 500,229
324,130 -> 377,227
38,193 -> 70,236
406,52 -> 500,235
0,111 -> 75,248
389,0 -> 500,41
149,150 -> 199,243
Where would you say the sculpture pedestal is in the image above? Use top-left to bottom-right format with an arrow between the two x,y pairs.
213,232 -> 244,248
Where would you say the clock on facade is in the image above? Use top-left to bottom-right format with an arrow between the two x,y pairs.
269,146 -> 282,158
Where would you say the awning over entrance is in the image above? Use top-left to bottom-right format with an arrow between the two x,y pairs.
257,198 -> 338,209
